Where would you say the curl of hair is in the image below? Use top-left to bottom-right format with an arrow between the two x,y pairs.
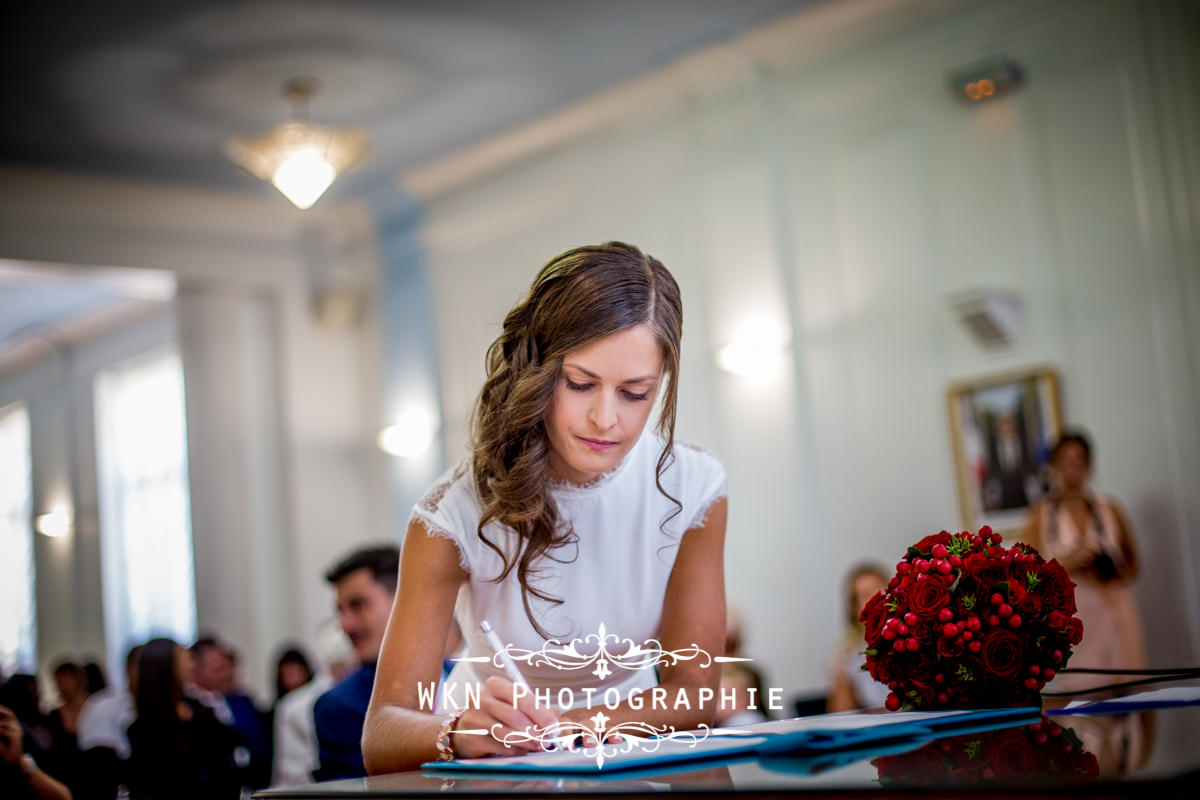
470,242 -> 683,639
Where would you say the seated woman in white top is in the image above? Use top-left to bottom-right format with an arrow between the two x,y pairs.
363,242 -> 728,773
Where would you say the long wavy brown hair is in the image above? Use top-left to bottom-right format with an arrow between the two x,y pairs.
471,242 -> 683,639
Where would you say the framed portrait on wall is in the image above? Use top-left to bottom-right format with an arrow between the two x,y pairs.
946,366 -> 1063,535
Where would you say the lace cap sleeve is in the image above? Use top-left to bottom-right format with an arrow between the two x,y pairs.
676,440 -> 728,531
408,461 -> 473,573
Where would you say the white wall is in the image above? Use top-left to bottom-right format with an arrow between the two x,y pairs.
413,0 -> 1200,696
0,172 -> 388,701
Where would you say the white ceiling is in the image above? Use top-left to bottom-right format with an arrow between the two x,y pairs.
0,0 -> 810,354
0,0 -> 810,203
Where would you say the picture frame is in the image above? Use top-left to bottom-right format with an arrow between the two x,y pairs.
946,365 -> 1063,536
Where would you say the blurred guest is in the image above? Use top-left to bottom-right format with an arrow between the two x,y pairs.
313,545 -> 399,780
81,662 -> 106,697
189,637 -> 271,789
1022,430 -> 1147,689
724,607 -> 745,658
77,645 -> 141,760
0,676 -> 54,752
714,662 -> 769,727
713,608 -> 769,726
126,638 -> 245,800
48,661 -> 88,742
262,645 -> 313,785
76,646 -> 140,800
273,647 -> 314,707
189,638 -> 234,718
827,563 -> 890,712
0,705 -> 72,800
271,624 -> 357,787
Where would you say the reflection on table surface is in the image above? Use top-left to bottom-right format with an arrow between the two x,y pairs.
257,690 -> 1200,797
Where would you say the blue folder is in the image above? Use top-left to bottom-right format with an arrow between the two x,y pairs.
1046,685 -> 1200,717
421,707 -> 1042,775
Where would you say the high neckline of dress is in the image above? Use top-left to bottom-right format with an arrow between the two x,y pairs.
546,435 -> 642,497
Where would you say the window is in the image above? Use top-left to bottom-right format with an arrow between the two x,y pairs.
0,402 -> 36,675
95,349 -> 196,674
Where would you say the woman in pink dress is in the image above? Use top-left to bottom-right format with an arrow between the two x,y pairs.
1021,431 -> 1147,689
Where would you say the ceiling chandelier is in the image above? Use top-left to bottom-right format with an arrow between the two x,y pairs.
225,77 -> 368,210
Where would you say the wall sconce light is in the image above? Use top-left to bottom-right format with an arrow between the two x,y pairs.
714,318 -> 790,381
950,58 -> 1024,104
225,78 -> 369,210
36,506 -> 72,538
377,409 -> 438,458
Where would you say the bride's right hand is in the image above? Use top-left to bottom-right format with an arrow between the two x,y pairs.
450,675 -> 560,758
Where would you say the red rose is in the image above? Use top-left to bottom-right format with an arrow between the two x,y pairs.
1037,563 -> 1078,615
937,636 -> 965,658
867,657 -> 894,684
1065,616 -> 1084,645
909,578 -> 949,616
913,531 -> 953,554
990,730 -> 1037,778
1007,582 -> 1028,606
876,745 -> 944,784
964,552 -> 1007,589
907,651 -> 936,680
950,766 -> 981,782
1018,593 -> 1043,617
861,591 -> 887,644
980,629 -> 1024,679
1007,556 -> 1035,588
910,679 -> 936,705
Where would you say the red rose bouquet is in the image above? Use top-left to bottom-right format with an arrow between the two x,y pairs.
861,527 -> 1081,710
875,716 -> 1100,786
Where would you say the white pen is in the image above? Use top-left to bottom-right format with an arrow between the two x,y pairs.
480,619 -> 530,691
480,619 -> 557,750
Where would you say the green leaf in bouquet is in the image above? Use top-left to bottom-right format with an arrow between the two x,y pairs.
948,569 -> 963,592
1026,571 -> 1042,590
994,580 -> 1009,597
955,664 -> 976,682
961,594 -> 977,610
948,536 -> 973,556
964,740 -> 983,760
907,546 -> 924,559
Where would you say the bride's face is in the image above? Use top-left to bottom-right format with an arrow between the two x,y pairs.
545,324 -> 663,485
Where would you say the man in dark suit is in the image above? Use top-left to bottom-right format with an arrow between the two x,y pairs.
313,545 -> 399,781
984,413 -> 1038,511
190,636 -> 273,788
